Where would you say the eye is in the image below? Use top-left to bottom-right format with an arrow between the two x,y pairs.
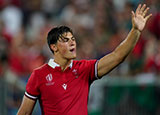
71,37 -> 76,41
59,36 -> 76,42
59,37 -> 69,42
62,37 -> 69,42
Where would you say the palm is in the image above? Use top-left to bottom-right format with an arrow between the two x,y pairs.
132,4 -> 152,31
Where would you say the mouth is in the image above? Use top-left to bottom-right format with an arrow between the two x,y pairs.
69,48 -> 76,53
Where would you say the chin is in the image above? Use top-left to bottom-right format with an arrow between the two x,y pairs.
72,56 -> 76,59
65,55 -> 76,60
70,53 -> 76,59
70,55 -> 76,59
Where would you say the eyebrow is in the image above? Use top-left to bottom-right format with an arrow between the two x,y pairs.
60,35 -> 74,39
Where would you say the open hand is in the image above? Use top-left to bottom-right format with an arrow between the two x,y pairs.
132,4 -> 152,32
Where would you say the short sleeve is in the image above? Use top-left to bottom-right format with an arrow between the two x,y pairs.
84,59 -> 99,82
25,70 -> 40,100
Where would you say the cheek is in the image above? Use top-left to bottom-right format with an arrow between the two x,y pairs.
58,44 -> 68,54
61,48 -> 67,54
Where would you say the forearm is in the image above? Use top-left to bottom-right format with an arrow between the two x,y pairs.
17,96 -> 36,115
114,28 -> 141,61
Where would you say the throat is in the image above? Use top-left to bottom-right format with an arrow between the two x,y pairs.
54,58 -> 72,71
61,66 -> 68,71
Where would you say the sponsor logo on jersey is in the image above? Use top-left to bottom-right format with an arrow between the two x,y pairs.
62,84 -> 67,90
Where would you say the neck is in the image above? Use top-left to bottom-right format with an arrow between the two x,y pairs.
54,55 -> 72,71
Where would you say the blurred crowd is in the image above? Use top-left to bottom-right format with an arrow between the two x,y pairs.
0,0 -> 159,114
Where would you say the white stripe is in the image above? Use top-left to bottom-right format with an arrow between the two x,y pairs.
25,92 -> 38,99
95,61 -> 99,79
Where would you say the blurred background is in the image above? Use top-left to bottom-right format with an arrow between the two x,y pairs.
0,0 -> 159,114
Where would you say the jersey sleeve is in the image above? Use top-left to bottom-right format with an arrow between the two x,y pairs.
84,59 -> 99,83
25,70 -> 40,100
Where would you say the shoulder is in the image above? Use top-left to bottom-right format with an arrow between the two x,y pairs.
73,59 -> 88,65
28,64 -> 49,81
73,59 -> 97,67
33,63 -> 48,74
73,59 -> 97,63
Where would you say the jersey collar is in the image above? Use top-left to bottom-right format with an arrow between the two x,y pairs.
48,59 -> 73,69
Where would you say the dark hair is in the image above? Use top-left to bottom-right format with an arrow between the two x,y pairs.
47,26 -> 73,54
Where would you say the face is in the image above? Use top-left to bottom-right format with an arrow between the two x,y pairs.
52,32 -> 77,60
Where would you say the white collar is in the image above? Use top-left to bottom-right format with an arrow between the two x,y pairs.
48,59 -> 73,69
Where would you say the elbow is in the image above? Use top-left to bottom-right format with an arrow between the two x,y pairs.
17,110 -> 31,115
17,112 -> 30,115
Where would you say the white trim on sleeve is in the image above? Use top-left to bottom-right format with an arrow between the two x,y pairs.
25,92 -> 38,100
95,61 -> 99,79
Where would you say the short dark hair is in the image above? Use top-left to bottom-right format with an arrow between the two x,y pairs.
47,26 -> 73,53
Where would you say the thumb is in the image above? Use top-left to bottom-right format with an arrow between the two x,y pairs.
145,14 -> 152,21
131,11 -> 135,19
131,11 -> 135,27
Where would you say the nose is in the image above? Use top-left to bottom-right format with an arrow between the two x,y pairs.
69,39 -> 76,46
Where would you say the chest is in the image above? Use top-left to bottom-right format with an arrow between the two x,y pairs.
39,68 -> 89,101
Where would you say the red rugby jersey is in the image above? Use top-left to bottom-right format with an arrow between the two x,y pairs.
25,59 -> 98,115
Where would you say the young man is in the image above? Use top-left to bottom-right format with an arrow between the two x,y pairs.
17,4 -> 152,115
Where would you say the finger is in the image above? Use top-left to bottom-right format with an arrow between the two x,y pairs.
145,14 -> 152,21
140,4 -> 146,14
131,11 -> 135,18
143,7 -> 149,17
136,4 -> 141,15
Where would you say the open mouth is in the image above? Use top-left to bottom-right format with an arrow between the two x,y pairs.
70,48 -> 75,52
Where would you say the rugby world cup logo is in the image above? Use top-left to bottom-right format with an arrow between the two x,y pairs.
46,74 -> 54,86
46,74 -> 53,82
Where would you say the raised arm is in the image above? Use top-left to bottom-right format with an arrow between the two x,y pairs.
17,95 -> 36,115
97,4 -> 152,78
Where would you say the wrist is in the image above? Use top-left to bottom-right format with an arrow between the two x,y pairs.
132,27 -> 142,33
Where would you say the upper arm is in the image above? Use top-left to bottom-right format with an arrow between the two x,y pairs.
17,95 -> 36,115
97,51 -> 123,78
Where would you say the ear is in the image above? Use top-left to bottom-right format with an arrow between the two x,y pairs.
50,44 -> 58,53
